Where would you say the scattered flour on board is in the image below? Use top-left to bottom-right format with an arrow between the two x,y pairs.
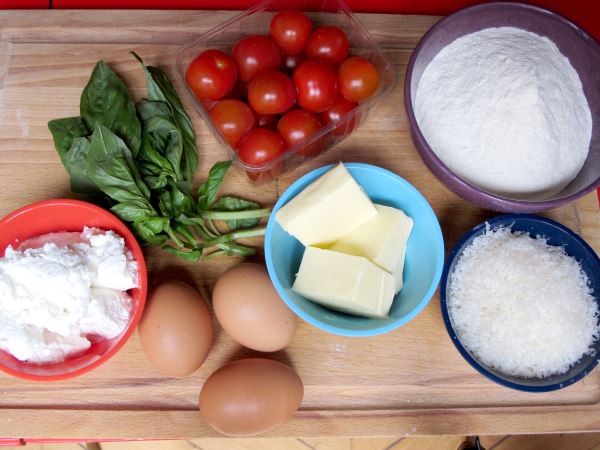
447,226 -> 599,379
415,27 -> 592,200
15,108 -> 29,138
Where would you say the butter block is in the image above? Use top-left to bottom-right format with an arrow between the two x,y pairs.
275,163 -> 377,246
329,204 -> 413,292
292,247 -> 396,318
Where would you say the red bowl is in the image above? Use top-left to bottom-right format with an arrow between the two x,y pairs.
0,199 -> 147,381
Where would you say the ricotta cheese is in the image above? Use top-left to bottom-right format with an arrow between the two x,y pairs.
0,227 -> 137,364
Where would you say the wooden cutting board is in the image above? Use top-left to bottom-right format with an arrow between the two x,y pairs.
0,10 -> 598,440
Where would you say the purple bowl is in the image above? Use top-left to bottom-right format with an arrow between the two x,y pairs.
404,2 -> 600,212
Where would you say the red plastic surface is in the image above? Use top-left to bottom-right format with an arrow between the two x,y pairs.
44,0 -> 600,42
0,0 -> 46,7
0,439 -> 23,447
0,199 -> 148,382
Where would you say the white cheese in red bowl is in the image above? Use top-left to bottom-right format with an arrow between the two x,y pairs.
0,226 -> 138,364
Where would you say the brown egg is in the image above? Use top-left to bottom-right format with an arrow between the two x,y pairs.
212,263 -> 296,352
138,281 -> 212,377
199,358 -> 303,436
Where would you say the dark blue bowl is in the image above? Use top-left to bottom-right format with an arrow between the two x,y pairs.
440,214 -> 600,392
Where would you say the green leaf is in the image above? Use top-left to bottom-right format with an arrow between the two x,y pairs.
157,189 -> 174,217
133,221 -> 168,245
87,124 -> 152,204
158,182 -> 194,217
145,174 -> 169,190
213,196 -> 261,229
64,137 -> 102,195
162,245 -> 202,261
132,52 -> 198,185
80,61 -> 141,155
110,200 -> 154,222
138,131 -> 177,177
48,117 -> 89,168
170,183 -> 195,216
137,100 -> 183,180
197,160 -> 233,211
172,222 -> 197,246
143,216 -> 170,234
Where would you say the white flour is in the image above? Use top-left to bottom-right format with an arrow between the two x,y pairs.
415,27 -> 592,200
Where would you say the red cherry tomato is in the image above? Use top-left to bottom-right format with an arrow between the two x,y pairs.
186,50 -> 237,101
237,128 -> 286,166
305,26 -> 349,66
281,52 -> 306,73
277,109 -> 323,156
255,113 -> 279,129
319,96 -> 358,136
338,56 -> 380,102
232,35 -> 281,82
247,70 -> 296,115
269,11 -> 312,55
293,60 -> 339,113
222,79 -> 247,100
209,99 -> 256,147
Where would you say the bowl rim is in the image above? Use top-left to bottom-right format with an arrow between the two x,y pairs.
0,199 -> 148,381
403,1 -> 600,212
265,162 -> 445,337
440,213 -> 600,392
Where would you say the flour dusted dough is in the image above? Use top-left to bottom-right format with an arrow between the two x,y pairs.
415,27 -> 592,200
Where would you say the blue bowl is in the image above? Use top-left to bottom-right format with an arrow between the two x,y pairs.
441,214 -> 600,392
265,163 -> 445,337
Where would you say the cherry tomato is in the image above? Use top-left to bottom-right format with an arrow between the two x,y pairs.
232,35 -> 281,82
255,113 -> 279,129
186,50 -> 237,101
210,99 -> 256,147
222,79 -> 247,100
247,70 -> 296,115
319,95 -> 358,136
305,26 -> 349,66
277,109 -> 323,156
338,56 -> 380,102
237,128 -> 286,166
281,52 -> 306,73
269,11 -> 312,55
293,60 -> 339,113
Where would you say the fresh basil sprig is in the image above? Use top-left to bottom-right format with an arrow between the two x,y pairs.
48,54 -> 269,262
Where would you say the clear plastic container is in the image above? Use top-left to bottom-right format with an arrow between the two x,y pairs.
175,0 -> 397,182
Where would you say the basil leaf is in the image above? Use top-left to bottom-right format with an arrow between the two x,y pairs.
157,189 -> 174,217
145,174 -> 169,190
137,100 -> 183,180
170,183 -> 195,216
132,52 -> 198,185
80,61 -> 141,155
87,124 -> 152,203
137,99 -> 172,120
48,117 -> 89,167
138,131 -> 175,176
110,200 -> 154,222
143,216 -> 170,234
158,182 -> 194,217
213,195 -> 261,229
133,220 -> 168,245
64,137 -> 103,195
162,245 -> 202,262
197,160 -> 233,210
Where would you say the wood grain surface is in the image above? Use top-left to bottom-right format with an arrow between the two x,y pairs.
0,9 -> 598,440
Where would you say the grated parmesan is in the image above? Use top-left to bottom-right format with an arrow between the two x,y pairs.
448,225 -> 599,378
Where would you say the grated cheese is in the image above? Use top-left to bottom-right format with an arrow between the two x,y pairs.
448,225 -> 599,378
